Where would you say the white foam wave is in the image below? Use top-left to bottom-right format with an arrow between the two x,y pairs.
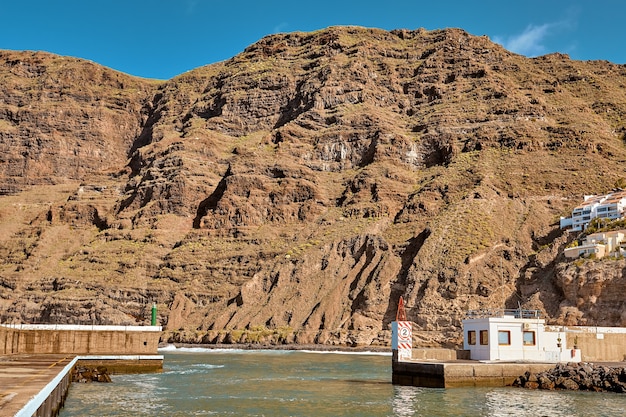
158,344 -> 178,351
299,349 -> 391,356
163,347 -> 251,353
159,345 -> 391,356
193,363 -> 225,369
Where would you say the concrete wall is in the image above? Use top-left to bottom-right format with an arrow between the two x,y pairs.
77,356 -> 164,374
567,331 -> 626,362
0,325 -> 161,355
410,348 -> 470,361
392,360 -> 555,388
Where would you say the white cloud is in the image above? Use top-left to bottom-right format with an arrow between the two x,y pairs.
494,8 -> 579,58
272,22 -> 289,34
507,24 -> 552,56
494,23 -> 553,57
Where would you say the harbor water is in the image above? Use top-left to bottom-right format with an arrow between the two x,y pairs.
60,348 -> 626,416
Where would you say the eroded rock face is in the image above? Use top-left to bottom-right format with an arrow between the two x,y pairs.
554,259 -> 626,326
1,27 -> 626,347
0,51 -> 154,194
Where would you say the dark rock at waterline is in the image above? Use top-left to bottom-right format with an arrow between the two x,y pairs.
72,365 -> 112,383
513,363 -> 626,393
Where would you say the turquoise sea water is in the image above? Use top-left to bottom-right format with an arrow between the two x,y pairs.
59,348 -> 626,416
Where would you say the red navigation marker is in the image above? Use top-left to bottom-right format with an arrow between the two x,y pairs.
396,296 -> 407,321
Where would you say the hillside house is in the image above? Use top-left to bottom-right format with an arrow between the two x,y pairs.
560,190 -> 626,231
564,230 -> 626,259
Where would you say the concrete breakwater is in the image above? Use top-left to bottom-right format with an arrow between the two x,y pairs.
392,358 -> 557,388
0,324 -> 163,416
0,324 -> 162,355
5,355 -> 163,417
4,355 -> 76,417
513,362 -> 626,392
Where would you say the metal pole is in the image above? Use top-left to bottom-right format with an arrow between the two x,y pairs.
151,303 -> 157,326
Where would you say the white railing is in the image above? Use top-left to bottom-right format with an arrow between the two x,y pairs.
465,309 -> 542,319
0,323 -> 162,332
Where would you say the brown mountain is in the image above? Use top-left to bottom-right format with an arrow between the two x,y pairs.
1,27 -> 626,347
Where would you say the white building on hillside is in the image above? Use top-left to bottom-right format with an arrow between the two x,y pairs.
463,310 -> 581,362
564,230 -> 626,259
560,190 -> 626,231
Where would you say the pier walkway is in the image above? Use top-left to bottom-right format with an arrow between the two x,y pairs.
0,324 -> 164,416
0,354 -> 75,416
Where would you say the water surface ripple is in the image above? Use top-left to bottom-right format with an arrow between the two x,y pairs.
60,349 -> 626,416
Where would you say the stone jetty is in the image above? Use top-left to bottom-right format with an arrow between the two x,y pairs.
513,362 -> 626,393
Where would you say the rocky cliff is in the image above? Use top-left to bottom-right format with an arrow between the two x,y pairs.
1,27 -> 626,347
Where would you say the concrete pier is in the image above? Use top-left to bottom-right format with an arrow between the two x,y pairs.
0,324 -> 164,416
76,355 -> 164,374
392,358 -> 556,388
1,354 -> 164,416
0,355 -> 76,417
0,324 -> 162,355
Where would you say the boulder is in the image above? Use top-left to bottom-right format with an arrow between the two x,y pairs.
72,365 -> 112,383
514,363 -> 626,393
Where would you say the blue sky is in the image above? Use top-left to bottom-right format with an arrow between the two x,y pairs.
1,0 -> 623,79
